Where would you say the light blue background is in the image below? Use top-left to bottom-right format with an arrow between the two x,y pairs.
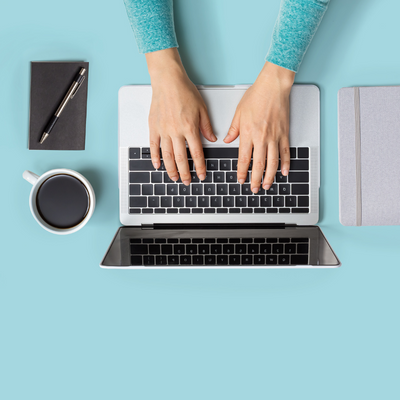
1,0 -> 399,398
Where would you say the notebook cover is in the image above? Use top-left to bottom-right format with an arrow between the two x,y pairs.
338,86 -> 400,226
29,61 -> 89,150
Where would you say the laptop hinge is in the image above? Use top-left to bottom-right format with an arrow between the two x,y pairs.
150,223 -> 290,230
141,224 -> 154,230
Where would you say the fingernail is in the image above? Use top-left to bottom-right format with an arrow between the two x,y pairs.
252,187 -> 259,194
282,169 -> 289,176
199,174 -> 206,181
263,184 -> 271,190
212,134 -> 218,142
171,176 -> 179,182
238,178 -> 245,184
153,160 -> 160,169
183,180 -> 190,186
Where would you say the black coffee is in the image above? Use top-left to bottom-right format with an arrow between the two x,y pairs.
36,174 -> 89,229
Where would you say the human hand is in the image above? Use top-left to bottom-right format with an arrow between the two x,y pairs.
224,62 -> 295,193
146,48 -> 217,185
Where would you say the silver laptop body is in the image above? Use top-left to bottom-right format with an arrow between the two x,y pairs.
100,85 -> 340,268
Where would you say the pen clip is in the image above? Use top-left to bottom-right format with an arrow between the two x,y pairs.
71,76 -> 85,99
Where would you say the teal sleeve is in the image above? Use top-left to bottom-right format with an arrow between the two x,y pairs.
266,0 -> 330,72
123,0 -> 178,54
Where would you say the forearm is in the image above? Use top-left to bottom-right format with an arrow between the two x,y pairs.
123,0 -> 178,54
266,0 -> 330,72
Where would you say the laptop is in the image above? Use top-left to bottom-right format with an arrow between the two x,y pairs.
100,84 -> 340,268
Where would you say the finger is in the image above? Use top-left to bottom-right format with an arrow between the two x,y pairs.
263,142 -> 279,190
251,139 -> 267,193
172,137 -> 191,186
237,133 -> 253,184
224,111 -> 240,143
186,132 -> 207,181
161,137 -> 179,182
149,131 -> 161,169
279,136 -> 291,176
199,108 -> 217,142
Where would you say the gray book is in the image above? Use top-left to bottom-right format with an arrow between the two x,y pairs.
338,86 -> 400,226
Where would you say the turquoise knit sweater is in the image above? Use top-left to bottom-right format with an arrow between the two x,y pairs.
123,0 -> 330,73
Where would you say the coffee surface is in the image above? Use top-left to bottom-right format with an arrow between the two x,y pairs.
36,174 -> 89,229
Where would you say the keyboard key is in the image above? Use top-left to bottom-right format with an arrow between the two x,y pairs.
279,184 -> 290,195
129,160 -> 155,171
173,197 -> 184,207
298,196 -> 309,207
272,244 -> 284,254
297,147 -> 309,158
232,160 -> 238,170
289,172 -> 309,182
205,255 -> 216,265
204,238 -> 215,243
193,255 -> 204,265
174,245 -> 185,255
179,185 -> 190,195
229,184 -> 240,195
285,244 -> 296,254
242,255 -> 253,265
235,196 -> 247,207
193,239 -> 204,243
260,244 -> 271,254
220,160 -> 231,170
242,208 -> 252,213
141,184 -> 152,195
151,172 -> 163,183
168,255 -> 179,265
167,184 -> 178,195
223,244 -> 234,254
217,255 -> 229,265
242,184 -> 252,195
273,196 -> 284,207
186,245 -> 197,255
291,255 -> 308,265
203,148 -> 239,159
203,174 -> 212,182
130,172 -> 150,183
143,238 -> 153,243
129,148 -> 140,159
149,245 -> 161,255
167,238 -> 179,243
236,244 -> 246,254
229,255 -> 240,265
217,184 -> 228,195
131,255 -> 142,265
261,196 -> 271,207
130,185 -> 140,195
142,147 -> 151,154
276,172 -> 287,183
217,238 -> 228,243
190,172 -> 199,182
198,196 -> 209,207
211,244 -> 222,254
180,255 -> 192,265
292,208 -> 309,213
248,244 -> 259,254
192,184 -> 203,195
226,172 -> 237,183
278,255 -> 290,265
179,209 -> 190,213
161,245 -> 173,254
188,161 -> 194,171
199,245 -> 210,254
291,238 -> 309,243
267,208 -> 278,213
290,160 -> 309,170
230,208 -> 240,213
279,208 -> 290,213
254,255 -> 265,265
254,238 -> 265,243
285,196 -> 296,207
289,148 -> 296,159
292,184 -> 309,195
205,208 -> 216,213
148,197 -> 159,208
213,172 -> 224,182
154,184 -> 165,195
217,208 -> 228,213
211,196 -> 222,207
207,160 -> 219,170
155,255 -> 167,265
164,172 -> 175,183
248,197 -> 259,207
186,196 -> 196,207
266,255 -> 277,265
144,255 -> 155,265
142,153 -> 151,159
130,238 -> 142,244
167,208 -> 178,213
266,184 -> 278,195
192,209 -> 203,213
142,209 -> 153,214
223,196 -> 234,207
129,208 -> 141,214
279,238 -> 290,243
297,244 -> 309,254
130,197 -> 147,208
205,184 -> 215,195
161,197 -> 172,207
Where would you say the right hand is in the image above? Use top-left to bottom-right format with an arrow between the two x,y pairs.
146,48 -> 217,185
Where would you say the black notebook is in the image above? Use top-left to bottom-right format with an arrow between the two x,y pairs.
29,61 -> 89,150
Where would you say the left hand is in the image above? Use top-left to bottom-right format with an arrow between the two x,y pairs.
224,62 -> 295,193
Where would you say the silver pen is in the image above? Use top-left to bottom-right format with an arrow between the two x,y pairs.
40,68 -> 86,144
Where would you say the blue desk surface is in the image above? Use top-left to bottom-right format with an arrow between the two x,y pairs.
1,1 -> 399,399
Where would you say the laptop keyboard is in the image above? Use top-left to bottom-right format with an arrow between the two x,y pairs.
129,147 -> 310,215
130,237 -> 309,266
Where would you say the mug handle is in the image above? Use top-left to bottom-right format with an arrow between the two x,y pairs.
23,170 -> 40,185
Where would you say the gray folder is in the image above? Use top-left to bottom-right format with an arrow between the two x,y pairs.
338,86 -> 400,226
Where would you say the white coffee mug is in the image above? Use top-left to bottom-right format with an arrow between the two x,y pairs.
23,168 -> 96,235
